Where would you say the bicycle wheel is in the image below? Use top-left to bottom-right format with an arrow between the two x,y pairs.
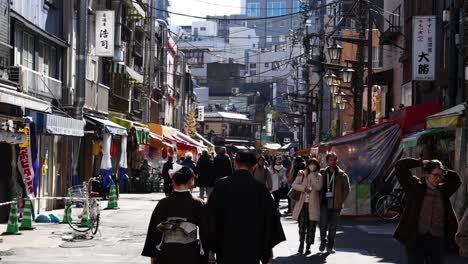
91,214 -> 100,235
66,202 -> 93,233
375,195 -> 400,220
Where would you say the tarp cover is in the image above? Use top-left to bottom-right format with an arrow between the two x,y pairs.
318,122 -> 402,215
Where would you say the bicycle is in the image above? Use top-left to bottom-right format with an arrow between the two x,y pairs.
375,188 -> 406,220
66,177 -> 101,235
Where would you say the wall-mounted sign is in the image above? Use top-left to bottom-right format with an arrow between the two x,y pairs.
412,16 -> 435,81
96,11 -> 115,57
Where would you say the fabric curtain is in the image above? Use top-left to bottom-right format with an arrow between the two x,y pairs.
100,133 -> 114,188
118,135 -> 129,183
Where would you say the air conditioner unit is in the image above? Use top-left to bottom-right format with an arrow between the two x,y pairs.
232,87 -> 239,94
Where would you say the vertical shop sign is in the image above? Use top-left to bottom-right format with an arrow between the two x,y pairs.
96,11 -> 115,57
17,125 -> 35,196
412,16 -> 435,81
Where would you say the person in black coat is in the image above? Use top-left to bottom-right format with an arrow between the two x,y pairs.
213,147 -> 233,182
181,152 -> 196,171
162,157 -> 174,197
196,151 -> 215,200
207,151 -> 286,264
142,167 -> 209,264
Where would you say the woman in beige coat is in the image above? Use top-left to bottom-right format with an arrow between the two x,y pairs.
292,158 -> 323,255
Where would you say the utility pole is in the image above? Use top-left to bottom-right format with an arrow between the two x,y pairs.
143,0 -> 155,124
351,0 -> 367,131
367,9 -> 373,127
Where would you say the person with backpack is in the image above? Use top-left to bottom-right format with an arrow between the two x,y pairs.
253,156 -> 272,191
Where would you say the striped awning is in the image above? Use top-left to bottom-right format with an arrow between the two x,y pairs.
111,62 -> 144,83
108,115 -> 149,144
126,0 -> 146,19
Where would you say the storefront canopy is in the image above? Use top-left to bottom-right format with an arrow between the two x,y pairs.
279,142 -> 298,150
264,143 -> 282,150
426,103 -> 465,128
194,132 -> 214,148
0,84 -> 51,113
85,116 -> 127,136
30,112 -> 85,137
147,123 -> 202,151
108,115 -> 149,144
401,128 -> 443,148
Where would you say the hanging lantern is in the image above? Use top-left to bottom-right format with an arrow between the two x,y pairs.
336,92 -> 346,104
324,71 -> 337,86
340,67 -> 355,83
327,43 -> 343,62
330,84 -> 339,94
339,100 -> 348,110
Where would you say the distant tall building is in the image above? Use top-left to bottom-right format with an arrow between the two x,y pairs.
156,0 -> 170,23
209,0 -> 306,49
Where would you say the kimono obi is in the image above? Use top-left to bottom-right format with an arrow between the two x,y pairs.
156,217 -> 204,254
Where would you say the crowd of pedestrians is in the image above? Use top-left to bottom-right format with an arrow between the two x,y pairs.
142,148 -> 468,264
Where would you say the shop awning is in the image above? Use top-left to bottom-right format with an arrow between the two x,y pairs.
108,115 -> 149,144
35,113 -> 85,137
194,132 -> 214,148
126,0 -> 146,18
264,143 -> 282,150
85,116 -> 127,136
426,103 -> 465,128
0,85 -> 51,113
401,128 -> 443,148
234,145 -> 248,150
175,131 -> 206,149
149,132 -> 173,149
112,62 -> 144,83
279,142 -> 298,150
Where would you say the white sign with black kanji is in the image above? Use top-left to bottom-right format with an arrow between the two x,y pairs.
96,11 -> 115,57
412,16 -> 435,81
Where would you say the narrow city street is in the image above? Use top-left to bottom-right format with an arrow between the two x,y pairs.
1,191 -> 466,264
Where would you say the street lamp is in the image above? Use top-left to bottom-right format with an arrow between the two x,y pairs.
339,100 -> 348,110
330,84 -> 339,94
327,43 -> 343,62
340,67 -> 355,83
324,71 -> 337,86
335,92 -> 345,104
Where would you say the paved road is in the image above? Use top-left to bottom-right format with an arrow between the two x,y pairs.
0,192 -> 466,263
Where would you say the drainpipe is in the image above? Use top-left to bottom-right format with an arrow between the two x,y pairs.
156,19 -> 168,124
73,0 -> 87,119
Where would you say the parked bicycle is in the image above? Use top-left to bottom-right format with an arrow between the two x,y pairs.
375,188 -> 406,220
66,177 -> 101,235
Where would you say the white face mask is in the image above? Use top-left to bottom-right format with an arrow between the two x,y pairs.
309,165 -> 317,172
274,165 -> 282,170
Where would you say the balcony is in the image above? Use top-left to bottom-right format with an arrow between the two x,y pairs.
85,79 -> 109,114
380,26 -> 402,45
11,65 -> 62,100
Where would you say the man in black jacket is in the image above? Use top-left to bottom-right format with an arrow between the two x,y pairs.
196,151 -> 215,199
213,147 -> 233,182
162,157 -> 173,197
208,151 -> 285,264
394,158 -> 461,263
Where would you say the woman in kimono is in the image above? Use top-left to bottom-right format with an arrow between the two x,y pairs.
142,167 -> 208,264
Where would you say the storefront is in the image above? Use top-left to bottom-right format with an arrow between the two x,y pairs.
0,115 -> 28,222
28,112 -> 85,212
81,115 -> 127,190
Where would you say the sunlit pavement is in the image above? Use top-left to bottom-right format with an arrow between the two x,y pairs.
0,192 -> 466,264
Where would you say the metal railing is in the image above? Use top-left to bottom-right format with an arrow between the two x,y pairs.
18,65 -> 62,100
85,79 -> 109,114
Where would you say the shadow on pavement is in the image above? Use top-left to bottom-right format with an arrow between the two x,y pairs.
273,252 -> 330,263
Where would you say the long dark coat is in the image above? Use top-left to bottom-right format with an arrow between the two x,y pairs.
196,155 -> 215,187
213,154 -> 233,182
393,158 -> 461,253
142,191 -> 209,264
207,169 -> 286,264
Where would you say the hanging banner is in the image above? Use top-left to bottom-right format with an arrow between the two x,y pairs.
17,124 -> 35,196
95,10 -> 115,57
412,16 -> 435,81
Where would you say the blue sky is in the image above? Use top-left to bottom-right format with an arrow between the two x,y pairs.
170,0 -> 242,26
